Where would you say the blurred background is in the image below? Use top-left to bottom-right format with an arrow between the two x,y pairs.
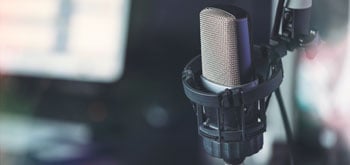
0,0 -> 349,164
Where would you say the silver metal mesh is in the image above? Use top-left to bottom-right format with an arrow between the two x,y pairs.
200,7 -> 241,87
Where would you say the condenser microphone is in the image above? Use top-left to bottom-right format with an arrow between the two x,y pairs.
199,6 -> 253,94
195,6 -> 260,165
182,4 -> 283,165
182,2 -> 312,165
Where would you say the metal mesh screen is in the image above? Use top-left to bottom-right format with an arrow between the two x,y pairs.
200,8 -> 241,86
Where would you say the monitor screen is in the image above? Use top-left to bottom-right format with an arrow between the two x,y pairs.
0,0 -> 130,82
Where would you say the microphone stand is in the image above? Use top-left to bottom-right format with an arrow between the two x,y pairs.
276,88 -> 295,165
267,0 -> 318,164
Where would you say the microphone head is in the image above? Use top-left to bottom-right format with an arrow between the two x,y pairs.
200,7 -> 240,87
200,6 -> 253,89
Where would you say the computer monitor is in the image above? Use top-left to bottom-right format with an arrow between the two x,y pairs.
0,0 -> 130,82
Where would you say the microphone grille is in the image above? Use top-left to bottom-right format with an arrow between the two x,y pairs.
200,7 -> 241,87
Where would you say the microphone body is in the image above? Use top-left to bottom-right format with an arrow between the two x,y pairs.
198,6 -> 259,164
182,5 -> 273,164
